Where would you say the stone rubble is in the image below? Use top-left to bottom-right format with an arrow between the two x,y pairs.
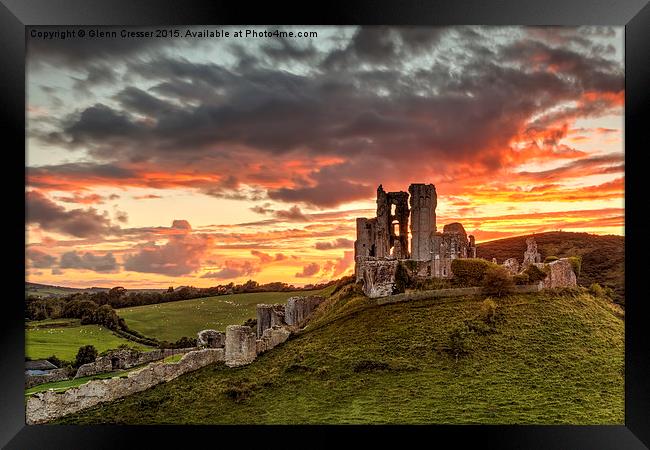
197,329 -> 226,348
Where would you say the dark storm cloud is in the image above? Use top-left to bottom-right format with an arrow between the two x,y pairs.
261,37 -> 318,63
322,27 -> 447,69
59,251 -> 119,273
115,87 -> 180,116
31,26 -> 624,208
27,27 -> 171,68
26,191 -> 119,238
500,39 -> 623,93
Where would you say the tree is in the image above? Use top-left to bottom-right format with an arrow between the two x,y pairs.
93,304 -> 120,329
75,345 -> 98,367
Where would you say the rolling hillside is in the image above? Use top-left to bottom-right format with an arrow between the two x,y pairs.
477,232 -> 624,304
26,282 -> 166,298
57,286 -> 624,425
117,286 -> 336,342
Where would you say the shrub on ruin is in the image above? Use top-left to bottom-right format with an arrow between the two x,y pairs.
451,258 -> 499,287
523,264 -> 548,283
480,298 -> 498,324
242,318 -> 257,329
567,256 -> 582,277
74,345 -> 98,368
482,266 -> 514,297
512,273 -> 530,285
412,277 -> 452,290
544,256 -> 559,263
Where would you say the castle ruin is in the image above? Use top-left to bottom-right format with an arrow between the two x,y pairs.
355,183 -> 477,296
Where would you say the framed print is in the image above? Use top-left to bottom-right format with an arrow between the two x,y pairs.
1,0 -> 649,448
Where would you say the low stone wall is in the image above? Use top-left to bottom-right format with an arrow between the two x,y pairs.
26,348 -> 224,425
25,368 -> 70,389
377,284 -> 542,305
256,304 -> 285,337
74,347 -> 194,379
255,326 -> 290,355
285,295 -> 326,326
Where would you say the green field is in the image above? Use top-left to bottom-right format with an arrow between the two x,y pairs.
26,320 -> 150,361
117,287 -> 335,342
59,286 -> 624,425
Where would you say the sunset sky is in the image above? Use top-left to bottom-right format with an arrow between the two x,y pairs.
26,26 -> 624,288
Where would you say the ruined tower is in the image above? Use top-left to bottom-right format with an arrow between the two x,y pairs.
375,185 -> 410,259
408,183 -> 437,260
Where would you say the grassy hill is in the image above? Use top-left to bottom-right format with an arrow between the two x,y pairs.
25,282 -> 166,298
25,319 -> 151,361
477,232 -> 624,304
117,286 -> 336,342
57,285 -> 624,425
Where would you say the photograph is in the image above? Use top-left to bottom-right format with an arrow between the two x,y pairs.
21,24 -> 628,427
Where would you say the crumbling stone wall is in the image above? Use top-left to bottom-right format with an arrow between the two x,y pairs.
197,329 -> 226,348
26,348 -> 224,425
74,348 -> 193,379
75,357 -> 113,378
354,183 -> 476,283
375,185 -> 410,259
399,259 -> 434,281
503,257 -> 520,275
256,303 -> 286,336
539,259 -> 577,288
225,325 -> 257,367
284,295 -> 326,326
355,217 -> 378,259
255,325 -> 290,355
523,237 -> 542,268
357,258 -> 399,298
25,368 -> 70,389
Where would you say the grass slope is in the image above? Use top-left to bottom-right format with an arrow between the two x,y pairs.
118,287 -> 335,342
26,320 -> 150,361
59,288 -> 623,425
477,232 -> 624,304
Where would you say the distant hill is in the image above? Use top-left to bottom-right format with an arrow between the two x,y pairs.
477,232 -> 624,304
25,282 -> 165,298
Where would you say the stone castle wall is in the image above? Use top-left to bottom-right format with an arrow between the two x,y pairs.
26,349 -> 225,425
74,347 -> 194,379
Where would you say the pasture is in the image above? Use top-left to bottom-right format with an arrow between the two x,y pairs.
25,319 -> 150,361
118,287 -> 335,342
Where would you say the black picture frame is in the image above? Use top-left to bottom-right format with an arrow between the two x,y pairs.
2,0 -> 648,448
